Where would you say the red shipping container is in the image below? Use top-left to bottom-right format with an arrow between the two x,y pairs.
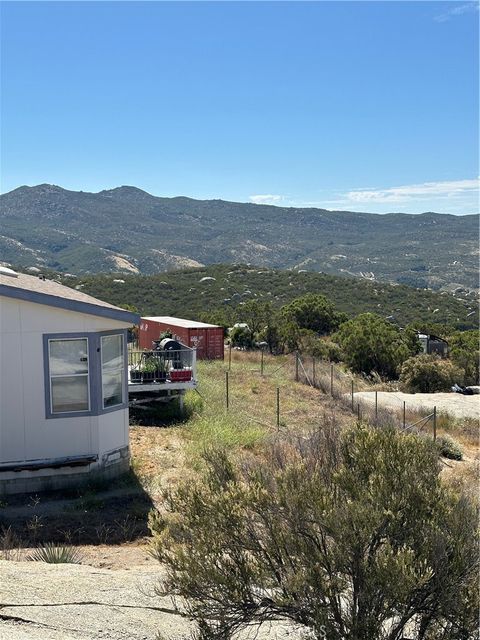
139,316 -> 224,360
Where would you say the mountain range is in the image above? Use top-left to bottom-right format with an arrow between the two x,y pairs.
0,184 -> 478,291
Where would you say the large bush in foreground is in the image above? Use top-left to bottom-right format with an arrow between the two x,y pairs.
150,426 -> 478,640
399,354 -> 463,393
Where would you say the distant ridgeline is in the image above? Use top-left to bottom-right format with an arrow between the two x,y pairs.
0,183 -> 478,292
29,264 -> 479,331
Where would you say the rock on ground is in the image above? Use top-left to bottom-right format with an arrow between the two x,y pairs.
0,560 -> 296,640
0,560 -> 189,640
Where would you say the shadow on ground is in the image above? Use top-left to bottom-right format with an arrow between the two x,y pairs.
0,468 -> 154,547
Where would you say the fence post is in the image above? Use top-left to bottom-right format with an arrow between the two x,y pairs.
433,406 -> 437,441
295,352 -> 299,382
228,343 -> 232,371
403,401 -> 406,429
351,379 -> 354,410
276,387 -> 280,429
225,371 -> 229,410
261,350 -> 264,376
375,390 -> 378,419
330,363 -> 334,396
312,357 -> 316,387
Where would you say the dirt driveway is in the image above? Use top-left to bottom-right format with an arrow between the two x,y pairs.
353,391 -> 480,420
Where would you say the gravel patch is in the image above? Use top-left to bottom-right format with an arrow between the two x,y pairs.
353,391 -> 480,420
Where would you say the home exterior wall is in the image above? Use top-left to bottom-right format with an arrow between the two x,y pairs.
0,296 -> 131,492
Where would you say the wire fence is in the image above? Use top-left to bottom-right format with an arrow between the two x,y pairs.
222,346 -> 439,441
293,351 -> 438,440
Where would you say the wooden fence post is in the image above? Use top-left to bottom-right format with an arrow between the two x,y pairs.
295,352 -> 299,382
351,379 -> 354,410
228,343 -> 232,371
225,371 -> 229,410
433,406 -> 437,441
375,390 -> 378,419
403,401 -> 406,429
330,363 -> 334,396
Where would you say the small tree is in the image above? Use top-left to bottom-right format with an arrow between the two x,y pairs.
229,324 -> 254,349
300,333 -> 343,361
281,293 -> 346,336
399,354 -> 463,393
334,313 -> 418,379
150,426 -> 479,640
448,330 -> 480,385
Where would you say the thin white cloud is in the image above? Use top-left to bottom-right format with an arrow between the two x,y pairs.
249,194 -> 284,205
344,178 -> 479,204
434,2 -> 479,22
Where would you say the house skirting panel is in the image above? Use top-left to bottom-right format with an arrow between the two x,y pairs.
0,446 -> 130,496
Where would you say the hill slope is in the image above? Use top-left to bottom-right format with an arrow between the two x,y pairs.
1,184 -> 478,291
58,264 -> 478,329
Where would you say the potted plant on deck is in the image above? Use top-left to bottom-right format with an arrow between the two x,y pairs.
141,356 -> 159,383
155,357 -> 168,383
129,366 -> 143,383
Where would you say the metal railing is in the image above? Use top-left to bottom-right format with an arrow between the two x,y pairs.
128,348 -> 196,385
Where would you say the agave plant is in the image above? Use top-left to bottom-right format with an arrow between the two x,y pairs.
28,542 -> 83,564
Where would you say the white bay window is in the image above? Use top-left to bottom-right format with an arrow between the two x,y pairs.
45,331 -> 127,418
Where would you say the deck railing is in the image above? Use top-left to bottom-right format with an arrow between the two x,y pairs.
128,348 -> 196,385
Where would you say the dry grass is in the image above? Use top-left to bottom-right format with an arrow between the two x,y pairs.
129,351 -> 355,495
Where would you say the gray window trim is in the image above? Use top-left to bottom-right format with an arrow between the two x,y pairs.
43,330 -> 129,419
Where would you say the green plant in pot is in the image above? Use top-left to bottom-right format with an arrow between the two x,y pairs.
155,357 -> 168,382
141,356 -> 159,383
130,365 -> 143,383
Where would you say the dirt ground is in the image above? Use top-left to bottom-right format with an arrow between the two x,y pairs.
354,391 -> 480,420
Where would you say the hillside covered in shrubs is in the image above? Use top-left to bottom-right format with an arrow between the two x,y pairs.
54,264 -> 478,330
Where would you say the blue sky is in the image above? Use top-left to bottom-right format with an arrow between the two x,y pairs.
1,1 -> 478,213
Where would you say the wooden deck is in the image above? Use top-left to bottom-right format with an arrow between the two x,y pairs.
128,379 -> 197,393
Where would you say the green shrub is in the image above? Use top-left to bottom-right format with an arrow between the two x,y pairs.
302,336 -> 343,362
334,313 -> 418,379
437,435 -> 463,461
281,293 -> 346,335
448,330 -> 480,385
150,426 -> 479,639
28,542 -> 83,564
399,354 -> 463,393
229,325 -> 254,349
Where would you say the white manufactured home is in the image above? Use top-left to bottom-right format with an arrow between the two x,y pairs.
0,268 -> 140,495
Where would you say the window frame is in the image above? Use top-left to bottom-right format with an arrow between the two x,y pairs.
48,336 -> 91,415
100,332 -> 126,411
43,330 -> 129,419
